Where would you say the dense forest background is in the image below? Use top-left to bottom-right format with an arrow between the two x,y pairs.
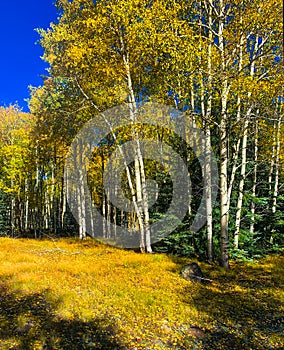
0,0 -> 283,267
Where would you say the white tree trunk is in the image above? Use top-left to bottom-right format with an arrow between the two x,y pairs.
219,0 -> 230,268
272,112 -> 282,214
123,46 -> 151,252
78,140 -> 86,239
234,32 -> 258,248
250,118 -> 259,234
24,178 -> 29,231
270,107 -> 282,244
205,0 -> 213,262
234,118 -> 249,248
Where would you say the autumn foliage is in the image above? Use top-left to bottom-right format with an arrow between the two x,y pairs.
0,238 -> 283,349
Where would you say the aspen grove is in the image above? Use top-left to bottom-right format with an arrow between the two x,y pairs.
0,0 -> 283,267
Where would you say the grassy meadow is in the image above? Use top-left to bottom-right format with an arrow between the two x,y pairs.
0,238 -> 283,349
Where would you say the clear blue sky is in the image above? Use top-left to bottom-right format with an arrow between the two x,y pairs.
0,1 -> 59,111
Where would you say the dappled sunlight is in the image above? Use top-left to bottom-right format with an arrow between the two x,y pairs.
180,258 -> 284,349
0,284 -> 126,349
0,238 -> 283,349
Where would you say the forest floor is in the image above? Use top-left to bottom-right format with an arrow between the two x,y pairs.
0,238 -> 283,350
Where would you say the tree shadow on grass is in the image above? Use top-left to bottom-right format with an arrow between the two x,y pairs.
0,283 -> 126,350
176,257 -> 284,349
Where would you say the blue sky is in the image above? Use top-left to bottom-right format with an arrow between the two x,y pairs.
0,1 -> 58,111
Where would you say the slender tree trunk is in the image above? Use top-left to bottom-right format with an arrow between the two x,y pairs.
113,171 -> 117,239
234,118 -> 249,248
272,111 -> 282,214
24,178 -> 29,231
228,138 -> 241,203
219,100 -> 230,269
268,121 -> 276,193
228,11 -> 244,205
51,158 -> 57,234
270,106 -> 282,244
61,174 -> 66,229
219,0 -> 230,268
250,118 -> 259,234
78,139 -> 86,239
205,127 -> 213,262
101,152 -> 106,238
205,1 -> 213,263
44,184 -> 50,230
107,192 -> 111,239
11,180 -> 15,237
123,46 -> 151,252
234,32 -> 258,247
102,192 -> 106,238
137,145 -> 152,253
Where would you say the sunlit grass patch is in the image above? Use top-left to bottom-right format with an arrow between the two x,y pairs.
0,237 -> 283,349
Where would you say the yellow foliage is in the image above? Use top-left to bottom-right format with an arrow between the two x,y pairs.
0,238 -> 283,349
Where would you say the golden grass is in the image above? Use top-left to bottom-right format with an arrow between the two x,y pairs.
0,237 -> 283,349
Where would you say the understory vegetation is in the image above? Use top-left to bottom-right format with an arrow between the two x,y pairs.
0,238 -> 283,349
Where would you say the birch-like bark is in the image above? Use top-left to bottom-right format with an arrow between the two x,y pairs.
228,9 -> 245,205
205,0 -> 213,263
272,106 -> 282,214
61,174 -> 66,229
234,118 -> 249,248
106,190 -> 111,239
102,192 -> 106,238
268,121 -> 276,193
78,139 -> 86,239
137,145 -> 152,253
122,45 -> 152,253
44,183 -> 50,230
250,118 -> 259,234
199,57 -> 213,262
11,180 -> 15,237
101,152 -> 106,238
218,0 -> 230,268
51,158 -> 57,234
269,103 -> 282,244
234,32 -> 259,248
24,178 -> 29,231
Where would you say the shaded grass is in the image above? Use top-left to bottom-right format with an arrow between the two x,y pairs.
0,238 -> 283,349
0,284 -> 125,350
180,256 -> 284,349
